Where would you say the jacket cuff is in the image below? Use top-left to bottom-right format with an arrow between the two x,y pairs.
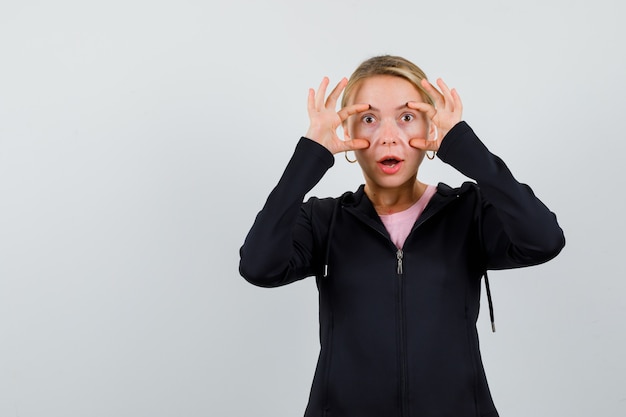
298,137 -> 335,169
436,121 -> 473,161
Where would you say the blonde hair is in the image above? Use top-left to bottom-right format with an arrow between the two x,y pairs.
341,55 -> 434,108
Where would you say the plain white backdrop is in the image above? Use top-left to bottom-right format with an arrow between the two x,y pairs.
1,0 -> 624,416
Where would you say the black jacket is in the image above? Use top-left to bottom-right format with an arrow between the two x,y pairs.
239,122 -> 565,417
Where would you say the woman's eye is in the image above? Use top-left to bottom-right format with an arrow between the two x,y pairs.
362,115 -> 375,124
401,114 -> 414,122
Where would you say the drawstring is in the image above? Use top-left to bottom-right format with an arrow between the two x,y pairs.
323,200 -> 340,278
484,271 -> 495,332
474,190 -> 496,333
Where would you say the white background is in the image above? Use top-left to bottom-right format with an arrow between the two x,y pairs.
1,0 -> 624,416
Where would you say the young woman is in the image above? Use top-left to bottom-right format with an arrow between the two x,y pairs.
239,55 -> 565,417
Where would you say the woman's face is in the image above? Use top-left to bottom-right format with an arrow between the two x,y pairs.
344,75 -> 433,191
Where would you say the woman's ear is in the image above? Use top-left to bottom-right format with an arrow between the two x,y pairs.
428,121 -> 438,142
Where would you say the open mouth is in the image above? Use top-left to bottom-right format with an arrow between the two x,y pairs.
380,158 -> 401,167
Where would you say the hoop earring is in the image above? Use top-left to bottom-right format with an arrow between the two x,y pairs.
344,151 -> 357,163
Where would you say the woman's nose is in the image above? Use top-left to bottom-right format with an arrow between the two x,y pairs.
378,120 -> 399,145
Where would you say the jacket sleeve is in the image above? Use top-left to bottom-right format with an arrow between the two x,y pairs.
437,121 -> 565,269
239,137 -> 334,287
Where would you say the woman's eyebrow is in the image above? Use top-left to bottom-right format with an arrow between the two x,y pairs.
366,104 -> 415,112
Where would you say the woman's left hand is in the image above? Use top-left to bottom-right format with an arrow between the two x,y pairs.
407,78 -> 463,152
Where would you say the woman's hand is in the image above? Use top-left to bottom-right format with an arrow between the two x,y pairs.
407,78 -> 463,152
305,77 -> 370,155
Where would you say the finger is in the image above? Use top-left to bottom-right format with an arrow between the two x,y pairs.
436,78 -> 455,111
406,101 -> 437,120
325,77 -> 348,109
337,103 -> 370,122
409,137 -> 439,151
315,77 -> 329,110
342,138 -> 370,151
307,88 -> 316,114
451,88 -> 463,113
420,78 -> 444,109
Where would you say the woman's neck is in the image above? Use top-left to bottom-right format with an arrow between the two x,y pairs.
365,180 -> 428,215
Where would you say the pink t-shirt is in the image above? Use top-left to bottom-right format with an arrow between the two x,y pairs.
379,185 -> 437,249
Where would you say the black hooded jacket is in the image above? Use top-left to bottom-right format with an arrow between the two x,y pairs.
239,121 -> 565,417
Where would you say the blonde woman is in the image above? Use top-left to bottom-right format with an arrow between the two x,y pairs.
239,55 -> 565,417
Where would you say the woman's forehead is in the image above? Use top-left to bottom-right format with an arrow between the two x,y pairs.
350,75 -> 425,106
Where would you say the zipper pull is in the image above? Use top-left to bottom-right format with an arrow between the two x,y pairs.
396,249 -> 403,274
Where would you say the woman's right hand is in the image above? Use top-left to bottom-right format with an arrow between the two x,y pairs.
305,77 -> 370,155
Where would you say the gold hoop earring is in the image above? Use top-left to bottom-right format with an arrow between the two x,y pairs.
344,151 -> 357,163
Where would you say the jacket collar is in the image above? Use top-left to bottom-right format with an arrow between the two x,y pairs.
341,182 -> 475,216
339,185 -> 386,236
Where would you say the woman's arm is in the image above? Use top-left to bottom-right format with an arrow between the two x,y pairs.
239,138 -> 334,287
239,77 -> 369,286
409,78 -> 564,268
437,121 -> 565,269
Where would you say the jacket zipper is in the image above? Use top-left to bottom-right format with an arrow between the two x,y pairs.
345,207 -> 450,416
396,248 -> 408,417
